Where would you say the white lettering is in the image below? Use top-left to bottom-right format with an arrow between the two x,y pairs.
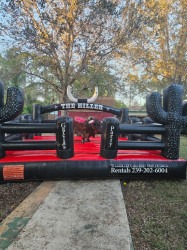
71,103 -> 75,108
111,167 -> 131,174
78,103 -> 83,108
109,125 -> 115,147
61,104 -> 66,109
66,103 -> 71,108
98,105 -> 103,110
60,103 -> 104,110
61,123 -> 66,149
110,164 -> 169,174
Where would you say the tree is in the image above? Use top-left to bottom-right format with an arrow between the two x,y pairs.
0,47 -> 26,88
71,61 -> 119,99
0,47 -> 60,112
117,0 -> 187,96
115,99 -> 127,109
0,0 -> 144,102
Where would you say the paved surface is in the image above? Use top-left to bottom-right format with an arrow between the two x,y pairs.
0,180 -> 133,250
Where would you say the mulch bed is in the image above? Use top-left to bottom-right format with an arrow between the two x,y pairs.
0,181 -> 41,222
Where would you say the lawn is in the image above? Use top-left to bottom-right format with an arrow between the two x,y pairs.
122,135 -> 187,250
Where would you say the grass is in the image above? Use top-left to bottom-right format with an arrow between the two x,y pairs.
179,135 -> 187,159
122,135 -> 187,250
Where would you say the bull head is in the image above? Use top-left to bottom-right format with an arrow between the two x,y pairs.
67,85 -> 98,103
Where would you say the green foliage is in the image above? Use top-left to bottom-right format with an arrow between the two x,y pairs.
0,48 -> 26,88
115,99 -> 127,109
72,62 -> 119,98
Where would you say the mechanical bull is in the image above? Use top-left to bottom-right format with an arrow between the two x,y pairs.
73,116 -> 102,142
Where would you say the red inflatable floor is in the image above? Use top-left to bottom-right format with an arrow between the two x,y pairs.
0,135 -> 181,163
0,135 -> 186,181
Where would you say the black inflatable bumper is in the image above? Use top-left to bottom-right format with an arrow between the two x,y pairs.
0,159 -> 186,182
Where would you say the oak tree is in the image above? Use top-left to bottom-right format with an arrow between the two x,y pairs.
0,0 -> 143,102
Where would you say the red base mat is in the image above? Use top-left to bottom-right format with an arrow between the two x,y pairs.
0,135 -> 183,163
0,136 -> 186,181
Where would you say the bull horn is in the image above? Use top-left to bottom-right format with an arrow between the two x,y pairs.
87,86 -> 98,103
67,85 -> 98,103
67,85 -> 78,102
